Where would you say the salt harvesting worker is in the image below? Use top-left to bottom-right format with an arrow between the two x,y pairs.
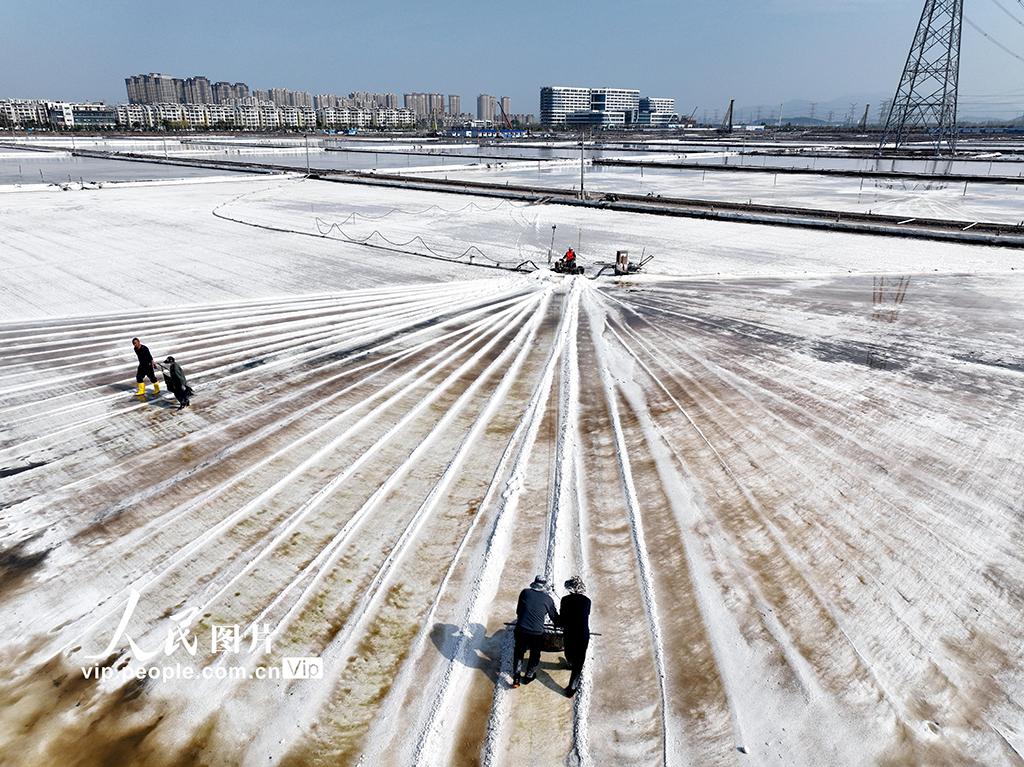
564,247 -> 576,266
512,575 -> 559,688
132,338 -> 159,398
160,356 -> 191,410
560,575 -> 592,697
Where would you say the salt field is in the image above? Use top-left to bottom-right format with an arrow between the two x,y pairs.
1,136 -> 1023,766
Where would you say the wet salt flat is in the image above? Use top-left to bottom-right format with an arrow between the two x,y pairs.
0,158 -> 1023,766
0,147 -> 250,186
408,161 -> 1024,225
7,135 -> 1024,224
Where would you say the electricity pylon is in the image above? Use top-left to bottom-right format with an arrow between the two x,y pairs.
878,0 -> 963,154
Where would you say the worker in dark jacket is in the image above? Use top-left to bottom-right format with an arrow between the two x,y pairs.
132,338 -> 159,398
560,575 -> 592,697
161,356 -> 191,410
512,575 -> 558,687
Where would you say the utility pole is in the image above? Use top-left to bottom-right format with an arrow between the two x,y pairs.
879,0 -> 963,154
859,104 -> 871,130
579,133 -> 585,199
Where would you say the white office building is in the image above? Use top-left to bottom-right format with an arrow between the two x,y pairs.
591,88 -> 640,114
539,86 -> 591,125
637,97 -> 678,126
45,102 -> 119,128
543,86 -> 671,127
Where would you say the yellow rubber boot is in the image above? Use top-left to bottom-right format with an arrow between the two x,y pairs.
153,381 -> 160,395
136,382 -> 146,398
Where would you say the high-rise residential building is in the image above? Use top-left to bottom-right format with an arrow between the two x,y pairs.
183,77 -> 213,104
477,94 -> 497,122
499,97 -> 511,120
403,93 -> 445,118
125,76 -> 145,104
126,73 -> 247,105
125,73 -> 180,105
349,91 -> 398,109
404,93 -> 427,117
426,93 -> 445,115
315,94 -> 341,109
448,95 -> 460,116
212,82 -> 249,103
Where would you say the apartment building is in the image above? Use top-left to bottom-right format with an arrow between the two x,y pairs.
320,107 -> 372,129
212,82 -> 249,103
376,107 -> 416,128
279,106 -> 316,128
126,73 -> 248,105
183,77 -> 214,104
1,99 -> 49,126
182,104 -> 209,127
477,94 -> 496,122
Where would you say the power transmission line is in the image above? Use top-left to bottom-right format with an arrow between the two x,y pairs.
989,0 -> 1024,27
965,16 -> 1024,64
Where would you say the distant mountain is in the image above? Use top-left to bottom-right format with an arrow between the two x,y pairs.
731,93 -> 893,127
705,92 -> 1024,127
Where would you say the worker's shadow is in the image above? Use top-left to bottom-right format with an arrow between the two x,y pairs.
430,623 -> 568,695
104,383 -> 180,409
430,623 -> 505,685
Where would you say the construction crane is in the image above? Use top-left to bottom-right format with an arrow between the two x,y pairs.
858,104 -> 870,131
721,99 -> 734,133
496,99 -> 514,131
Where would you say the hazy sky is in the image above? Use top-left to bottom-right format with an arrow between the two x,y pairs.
4,0 -> 1024,119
